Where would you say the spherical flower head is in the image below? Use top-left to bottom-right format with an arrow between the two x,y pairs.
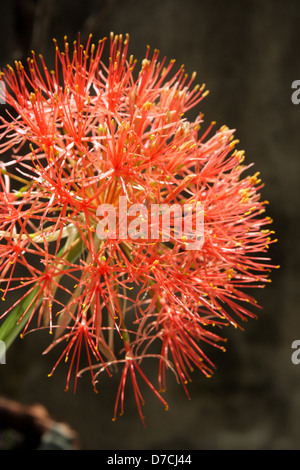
0,33 -> 278,426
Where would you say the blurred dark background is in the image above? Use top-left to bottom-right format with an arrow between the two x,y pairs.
0,0 -> 299,450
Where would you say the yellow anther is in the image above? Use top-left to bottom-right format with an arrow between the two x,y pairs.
142,101 -> 152,111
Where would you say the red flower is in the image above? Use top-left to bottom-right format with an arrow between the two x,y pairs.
0,33 -> 277,426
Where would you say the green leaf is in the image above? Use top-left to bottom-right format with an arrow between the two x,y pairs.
0,236 -> 84,352
0,286 -> 40,349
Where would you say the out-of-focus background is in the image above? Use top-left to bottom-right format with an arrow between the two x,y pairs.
0,0 -> 299,450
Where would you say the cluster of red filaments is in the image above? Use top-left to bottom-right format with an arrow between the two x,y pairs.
0,33 -> 277,426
